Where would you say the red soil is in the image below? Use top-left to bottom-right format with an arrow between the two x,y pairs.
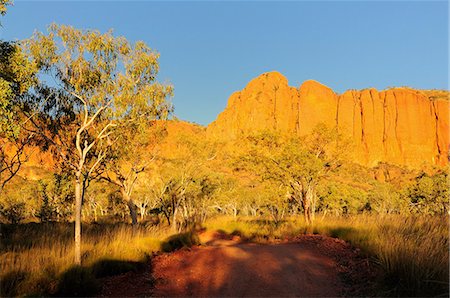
100,232 -> 378,297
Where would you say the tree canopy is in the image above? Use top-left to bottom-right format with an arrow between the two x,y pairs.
21,23 -> 173,264
237,124 -> 348,224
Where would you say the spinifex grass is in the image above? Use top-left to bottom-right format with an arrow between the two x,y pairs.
204,214 -> 449,297
310,215 -> 449,296
0,222 -> 171,296
1,215 -> 448,297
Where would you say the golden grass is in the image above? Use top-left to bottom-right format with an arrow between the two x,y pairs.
205,214 -> 449,296
0,223 -> 171,296
1,215 -> 448,296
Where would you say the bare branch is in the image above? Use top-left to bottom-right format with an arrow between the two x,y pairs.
70,91 -> 89,125
97,122 -> 117,140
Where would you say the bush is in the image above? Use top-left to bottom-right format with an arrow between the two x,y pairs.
0,202 -> 26,224
36,175 -> 74,222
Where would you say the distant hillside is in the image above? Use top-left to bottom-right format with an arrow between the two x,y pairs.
207,72 -> 449,168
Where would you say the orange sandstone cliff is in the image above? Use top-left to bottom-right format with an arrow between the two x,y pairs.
207,72 -> 449,168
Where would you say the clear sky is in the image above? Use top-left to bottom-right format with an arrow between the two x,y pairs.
1,1 -> 448,125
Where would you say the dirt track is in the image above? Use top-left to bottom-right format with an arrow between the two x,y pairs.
100,232 -> 377,297
153,242 -> 341,297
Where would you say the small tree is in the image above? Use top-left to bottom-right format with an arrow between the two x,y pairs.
22,24 -> 173,264
406,171 -> 448,215
317,181 -> 368,216
0,201 -> 26,224
36,174 -> 74,222
99,122 -> 169,225
238,124 -> 347,225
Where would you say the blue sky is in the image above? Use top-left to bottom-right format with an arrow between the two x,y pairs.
1,1 -> 448,125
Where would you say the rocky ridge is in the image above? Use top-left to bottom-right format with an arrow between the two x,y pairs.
207,72 -> 449,168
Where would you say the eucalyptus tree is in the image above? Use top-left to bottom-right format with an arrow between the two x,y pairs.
22,24 -> 173,264
0,0 -> 12,21
0,0 -> 35,192
0,40 -> 37,191
98,122 -> 170,225
239,124 -> 347,224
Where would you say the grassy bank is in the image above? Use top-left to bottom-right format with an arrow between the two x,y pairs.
1,215 -> 448,297
204,214 -> 449,297
0,222 -> 172,296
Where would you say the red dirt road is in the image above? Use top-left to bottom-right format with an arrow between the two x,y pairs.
100,233 -> 377,297
151,231 -> 346,297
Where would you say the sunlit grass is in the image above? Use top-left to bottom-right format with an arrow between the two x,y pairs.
204,214 -> 449,297
0,222 -> 172,296
1,215 -> 448,297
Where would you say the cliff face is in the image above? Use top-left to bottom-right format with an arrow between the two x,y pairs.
207,72 -> 449,168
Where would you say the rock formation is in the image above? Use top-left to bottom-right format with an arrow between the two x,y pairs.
207,72 -> 449,168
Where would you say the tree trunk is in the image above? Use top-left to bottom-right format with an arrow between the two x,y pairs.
140,206 -> 145,221
303,184 -> 316,225
163,210 -> 171,226
172,206 -> 178,232
121,188 -> 138,225
74,173 -> 82,265
303,202 -> 311,225
93,207 -> 98,222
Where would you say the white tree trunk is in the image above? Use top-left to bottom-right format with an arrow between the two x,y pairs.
121,188 -> 138,225
74,172 -> 82,265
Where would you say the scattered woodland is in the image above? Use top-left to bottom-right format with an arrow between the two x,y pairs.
0,2 -> 449,297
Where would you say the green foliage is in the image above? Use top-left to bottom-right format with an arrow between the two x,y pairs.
237,124 -> 348,224
24,24 -> 173,125
0,0 -> 12,17
0,40 -> 36,139
317,181 -> 368,215
36,174 -> 74,222
155,174 -> 218,230
367,181 -> 406,214
0,201 -> 26,223
406,171 -> 448,214
0,40 -> 39,191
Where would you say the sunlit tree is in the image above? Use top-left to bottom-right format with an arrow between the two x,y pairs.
22,24 -> 173,264
407,171 -> 448,215
238,124 -> 347,224
99,122 -> 170,225
0,38 -> 38,191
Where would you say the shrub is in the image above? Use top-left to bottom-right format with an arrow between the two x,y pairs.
0,202 -> 26,224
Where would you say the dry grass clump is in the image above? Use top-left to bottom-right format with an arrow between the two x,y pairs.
421,89 -> 450,101
0,222 -> 170,296
205,214 -> 449,297
1,215 -> 448,297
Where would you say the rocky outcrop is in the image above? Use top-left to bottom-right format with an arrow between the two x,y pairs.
207,72 -> 449,168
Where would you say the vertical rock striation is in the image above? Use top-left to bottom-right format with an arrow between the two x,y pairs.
207,71 -> 449,168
